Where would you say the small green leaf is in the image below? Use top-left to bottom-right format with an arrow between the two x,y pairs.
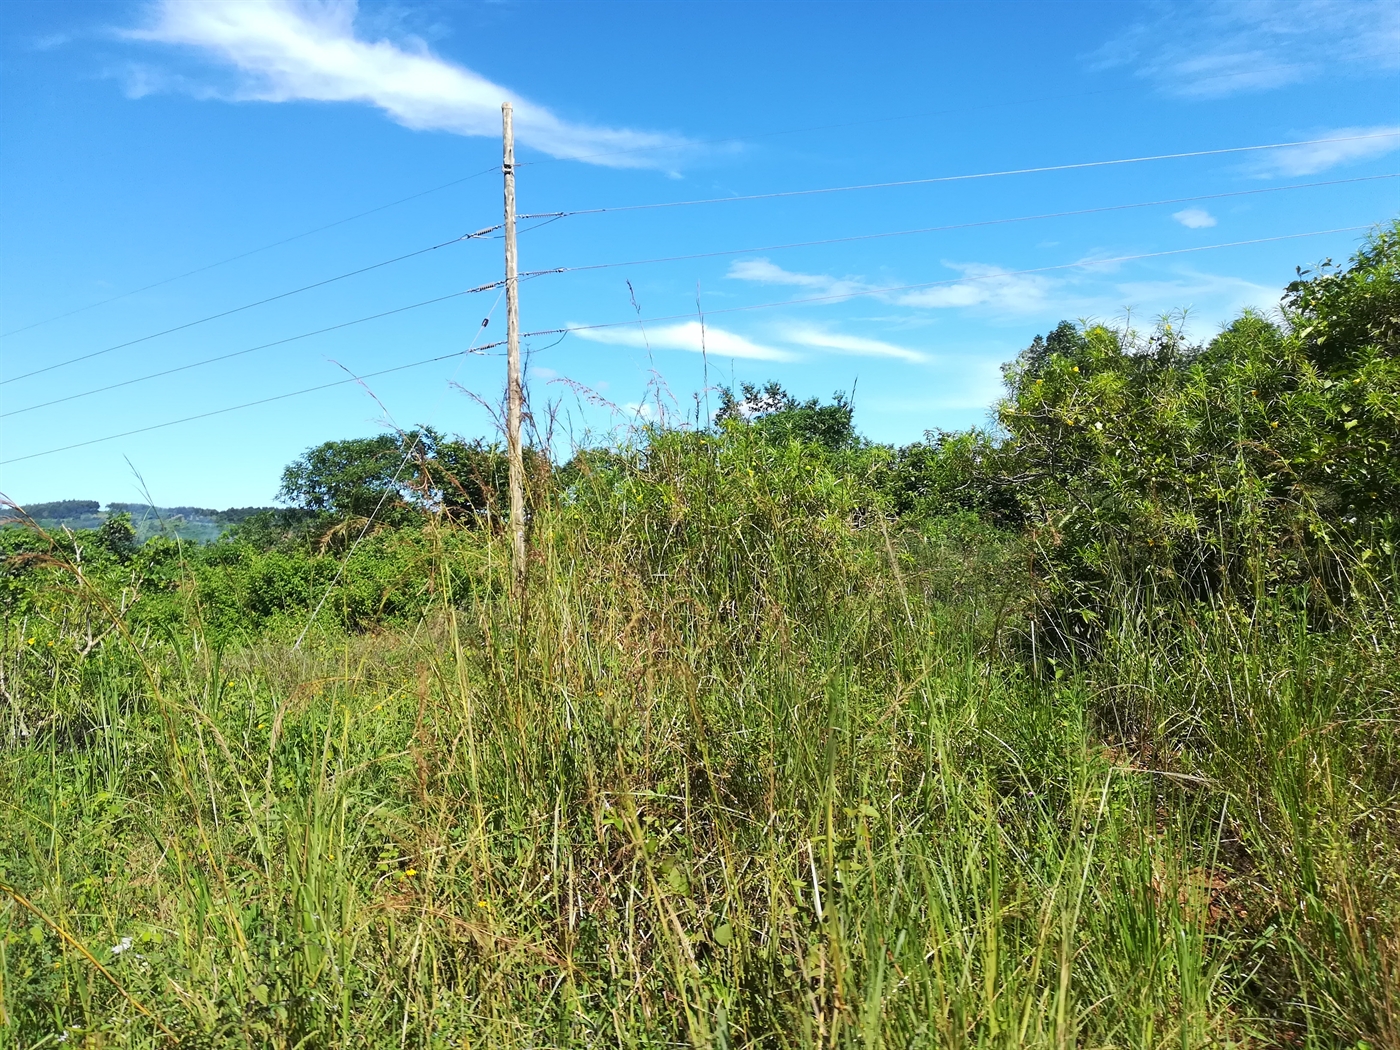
662,859 -> 689,895
713,922 -> 734,947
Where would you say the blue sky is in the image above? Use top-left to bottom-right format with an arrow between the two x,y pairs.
2,0 -> 1397,509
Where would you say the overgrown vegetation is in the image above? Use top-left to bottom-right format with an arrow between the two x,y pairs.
1,226 -> 1396,1048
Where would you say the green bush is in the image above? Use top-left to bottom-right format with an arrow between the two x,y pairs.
908,223 -> 1400,646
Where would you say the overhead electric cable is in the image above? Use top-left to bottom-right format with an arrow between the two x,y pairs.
0,339 -> 507,466
521,175 -> 1397,278
0,66 -> 1358,340
16,178 -> 1371,419
1,282 -> 504,419
1,228 -> 502,387
513,226 -> 1372,344
518,132 -> 1400,220
1,164 -> 502,339
2,225 -> 1370,462
293,287 -> 507,651
517,63 -> 1319,168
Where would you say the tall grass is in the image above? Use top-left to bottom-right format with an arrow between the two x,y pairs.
1,430 -> 1396,1048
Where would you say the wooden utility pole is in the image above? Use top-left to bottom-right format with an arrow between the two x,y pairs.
502,102 -> 527,596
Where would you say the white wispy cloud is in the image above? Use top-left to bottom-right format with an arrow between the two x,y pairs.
896,263 -> 1056,315
723,245 -> 1330,337
1173,208 -> 1217,229
776,324 -> 929,363
725,259 -> 871,299
726,256 -> 1057,316
1089,0 -> 1400,99
32,33 -> 72,51
123,0 -> 692,168
571,321 -> 797,361
1107,270 -> 1283,327
1251,125 -> 1400,176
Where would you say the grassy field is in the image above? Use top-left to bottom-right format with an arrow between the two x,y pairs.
3,228 -> 1398,1047
2,431 -> 1396,1049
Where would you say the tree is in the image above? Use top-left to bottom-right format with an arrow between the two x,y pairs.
1282,221 -> 1400,524
967,220 -> 1400,633
95,513 -> 138,560
278,431 -> 430,524
879,429 -> 1024,526
277,429 -> 537,529
429,438 -> 518,524
715,382 -> 858,451
1002,320 -> 1086,386
18,500 -> 99,520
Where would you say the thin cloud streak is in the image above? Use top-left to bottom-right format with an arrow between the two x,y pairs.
1251,126 -> 1400,177
724,252 -> 1290,332
1089,0 -> 1400,99
726,257 -> 1055,316
895,263 -> 1055,314
124,0 -> 693,168
572,321 -> 797,361
725,258 -> 870,298
778,324 -> 929,363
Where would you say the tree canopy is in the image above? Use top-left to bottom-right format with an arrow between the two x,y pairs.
714,381 -> 858,451
276,428 -> 544,528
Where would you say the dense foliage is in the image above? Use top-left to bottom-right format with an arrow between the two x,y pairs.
277,427 -> 548,527
881,225 -> 1399,646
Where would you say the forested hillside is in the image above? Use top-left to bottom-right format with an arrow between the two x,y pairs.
8,502 -> 274,545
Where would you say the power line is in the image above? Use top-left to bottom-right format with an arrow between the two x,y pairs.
518,132 -> 1400,220
1,227 -> 1372,462
293,287 -> 507,650
521,175 -> 1396,279
1,228 -> 501,387
516,63 -> 1313,169
0,66 -> 1361,339
0,165 -> 502,340
515,226 -> 1372,344
0,339 -> 507,466
15,178 -> 1370,416
1,281 -> 504,420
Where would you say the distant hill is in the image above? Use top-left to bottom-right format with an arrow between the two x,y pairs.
6,500 -> 278,544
